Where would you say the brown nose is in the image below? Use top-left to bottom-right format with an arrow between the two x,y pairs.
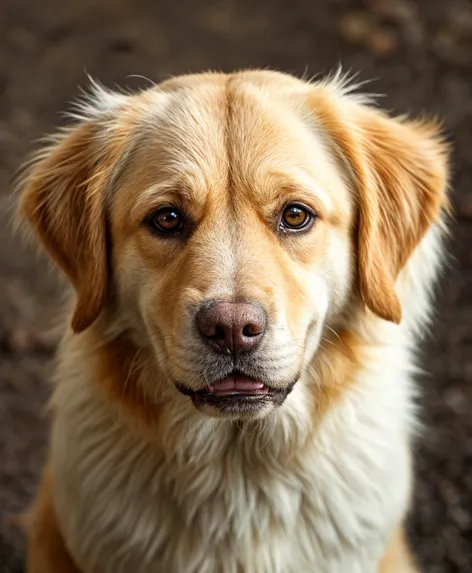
197,301 -> 267,355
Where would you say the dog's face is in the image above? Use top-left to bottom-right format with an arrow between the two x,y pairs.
18,71 -> 449,420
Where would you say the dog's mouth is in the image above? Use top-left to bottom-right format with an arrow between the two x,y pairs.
176,371 -> 293,417
207,374 -> 270,396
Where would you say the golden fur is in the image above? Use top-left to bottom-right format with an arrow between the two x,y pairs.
17,69 -> 449,572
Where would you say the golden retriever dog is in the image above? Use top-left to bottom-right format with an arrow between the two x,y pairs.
17,69 -> 450,573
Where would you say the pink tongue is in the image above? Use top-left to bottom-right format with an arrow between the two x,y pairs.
209,375 -> 266,395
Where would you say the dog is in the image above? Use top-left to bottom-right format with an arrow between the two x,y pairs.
17,69 -> 450,573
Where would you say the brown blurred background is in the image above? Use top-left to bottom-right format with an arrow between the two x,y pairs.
0,0 -> 471,571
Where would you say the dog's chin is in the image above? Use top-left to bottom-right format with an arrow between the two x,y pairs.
175,372 -> 295,420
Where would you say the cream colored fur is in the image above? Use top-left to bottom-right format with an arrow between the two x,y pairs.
18,70 -> 449,573
48,226 -> 440,573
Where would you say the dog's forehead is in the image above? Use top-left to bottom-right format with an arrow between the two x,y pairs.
115,79 -> 347,221
160,81 -> 314,164
128,81 -> 309,183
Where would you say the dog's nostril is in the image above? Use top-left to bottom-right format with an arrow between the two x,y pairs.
212,324 -> 226,341
242,323 -> 262,337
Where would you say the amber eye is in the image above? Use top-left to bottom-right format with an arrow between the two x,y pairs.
280,204 -> 314,231
147,207 -> 184,235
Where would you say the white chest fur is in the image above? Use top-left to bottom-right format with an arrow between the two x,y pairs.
50,336 -> 414,573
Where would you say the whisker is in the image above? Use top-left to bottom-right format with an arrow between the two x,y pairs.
257,415 -> 277,451
324,325 -> 343,345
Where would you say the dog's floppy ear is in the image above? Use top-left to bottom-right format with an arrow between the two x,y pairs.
18,109 -> 127,333
311,93 -> 450,323
351,110 -> 450,323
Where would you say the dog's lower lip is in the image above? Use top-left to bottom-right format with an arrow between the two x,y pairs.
174,370 -> 297,405
207,374 -> 268,396
175,372 -> 295,416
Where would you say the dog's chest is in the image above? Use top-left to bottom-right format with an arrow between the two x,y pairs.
51,378 -> 411,573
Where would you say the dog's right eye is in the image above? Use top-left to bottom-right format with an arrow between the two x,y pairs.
146,207 -> 184,236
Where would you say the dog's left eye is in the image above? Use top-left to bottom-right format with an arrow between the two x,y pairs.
280,204 -> 314,232
147,207 -> 184,236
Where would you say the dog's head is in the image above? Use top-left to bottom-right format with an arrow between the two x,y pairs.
18,71 -> 449,420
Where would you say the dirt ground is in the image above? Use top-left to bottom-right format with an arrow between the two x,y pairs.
0,0 -> 471,571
